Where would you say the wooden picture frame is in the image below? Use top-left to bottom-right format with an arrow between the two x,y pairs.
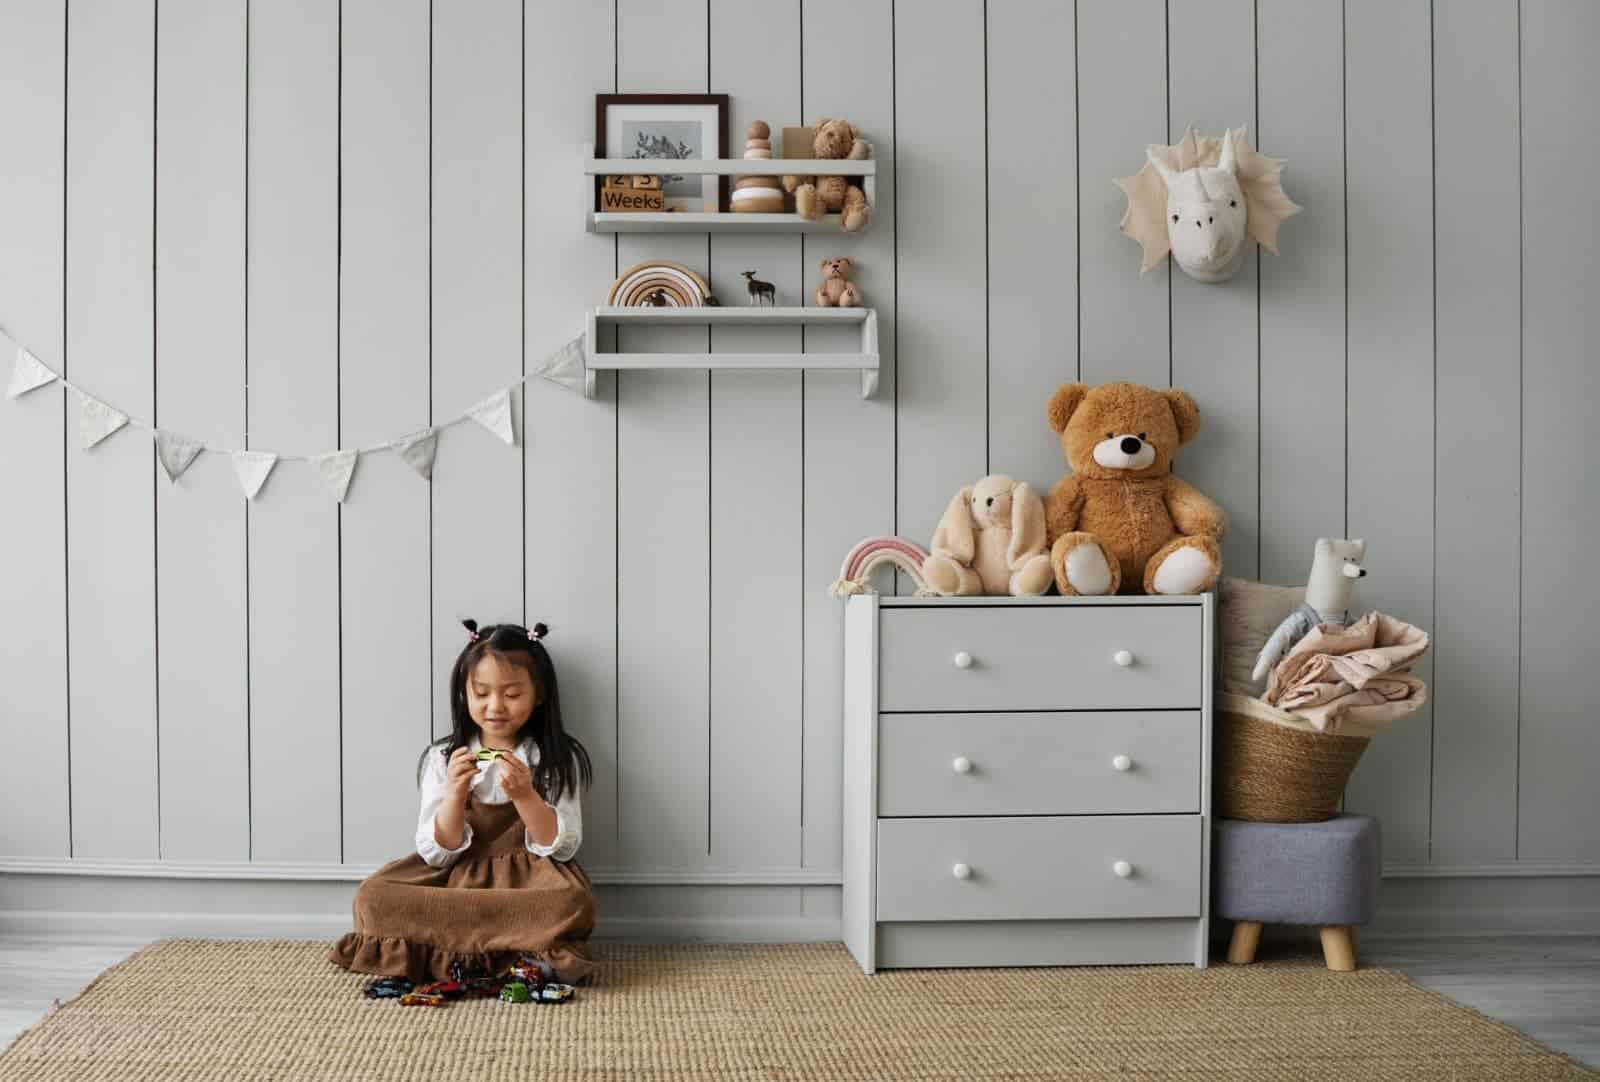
595,93 -> 729,213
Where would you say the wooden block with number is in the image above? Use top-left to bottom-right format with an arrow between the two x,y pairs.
600,177 -> 665,212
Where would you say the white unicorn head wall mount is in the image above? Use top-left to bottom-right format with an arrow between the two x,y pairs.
1116,126 -> 1302,284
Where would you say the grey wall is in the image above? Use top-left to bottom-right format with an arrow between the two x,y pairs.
1,0 -> 1595,887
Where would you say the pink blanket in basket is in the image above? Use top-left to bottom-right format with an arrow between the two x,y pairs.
1264,611 -> 1430,732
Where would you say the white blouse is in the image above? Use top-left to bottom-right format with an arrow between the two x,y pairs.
415,735 -> 583,867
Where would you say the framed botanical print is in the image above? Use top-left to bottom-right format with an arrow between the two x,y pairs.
596,93 -> 729,212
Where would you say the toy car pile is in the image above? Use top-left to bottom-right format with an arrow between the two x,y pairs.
361,958 -> 576,1008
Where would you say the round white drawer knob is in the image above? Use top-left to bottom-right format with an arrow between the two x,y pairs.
1113,860 -> 1134,879
1113,649 -> 1135,668
952,756 -> 973,775
953,651 -> 974,669
952,862 -> 973,880
1111,754 -> 1133,773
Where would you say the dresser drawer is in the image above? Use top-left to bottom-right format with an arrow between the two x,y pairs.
878,711 -> 1200,817
876,815 -> 1201,922
877,605 -> 1202,712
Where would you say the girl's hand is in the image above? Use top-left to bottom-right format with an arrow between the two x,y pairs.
497,753 -> 536,802
445,747 -> 478,806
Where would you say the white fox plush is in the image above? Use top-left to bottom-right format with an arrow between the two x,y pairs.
1250,538 -> 1368,684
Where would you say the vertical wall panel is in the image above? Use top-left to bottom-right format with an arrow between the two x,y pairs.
1077,0 -> 1167,387
614,0 -> 713,870
525,0 -> 619,871
339,0 -> 432,865
247,0 -> 342,864
1518,0 -> 1600,862
707,0 -> 802,870
1341,0 -> 1434,865
1429,0 -> 1520,865
432,0 -> 525,737
894,2 -> 987,554
154,0 -> 249,860
1257,0 -> 1345,585
987,0 -> 1076,493
1167,0 -> 1258,580
0,0 -> 69,858
800,0 -> 896,875
64,0 -> 158,859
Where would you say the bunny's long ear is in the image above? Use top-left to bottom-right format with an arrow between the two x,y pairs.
932,487 -> 976,563
1008,482 -> 1047,568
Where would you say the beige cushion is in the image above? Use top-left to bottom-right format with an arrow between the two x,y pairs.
1217,576 -> 1304,698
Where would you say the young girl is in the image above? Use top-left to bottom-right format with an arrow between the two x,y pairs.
329,619 -> 596,984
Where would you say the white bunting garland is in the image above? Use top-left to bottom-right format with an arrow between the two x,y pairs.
76,390 -> 129,450
312,449 -> 360,503
534,334 -> 588,395
467,388 -> 516,446
0,326 -> 590,502
392,428 -> 440,480
231,451 -> 278,500
156,431 -> 205,482
6,344 -> 56,399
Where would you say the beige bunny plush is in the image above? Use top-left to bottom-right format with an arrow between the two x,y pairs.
921,475 -> 1054,597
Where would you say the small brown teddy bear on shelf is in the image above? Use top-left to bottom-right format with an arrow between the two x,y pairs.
814,257 -> 864,307
784,118 -> 871,232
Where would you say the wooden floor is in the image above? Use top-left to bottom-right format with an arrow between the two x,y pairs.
1,935 -> 1596,1067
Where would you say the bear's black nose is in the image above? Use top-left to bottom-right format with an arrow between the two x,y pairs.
1120,436 -> 1143,455
986,497 -> 994,506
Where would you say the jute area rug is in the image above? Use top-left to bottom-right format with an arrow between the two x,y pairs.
0,940 -> 1592,1081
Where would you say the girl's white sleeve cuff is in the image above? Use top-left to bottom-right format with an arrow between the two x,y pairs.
524,795 -> 581,862
417,816 -> 473,868
415,749 -> 473,867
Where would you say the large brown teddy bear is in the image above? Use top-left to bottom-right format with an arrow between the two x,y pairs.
783,118 -> 871,232
1045,381 -> 1225,596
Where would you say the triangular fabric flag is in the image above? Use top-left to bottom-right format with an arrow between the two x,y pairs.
231,450 -> 278,500
533,334 -> 588,395
311,449 -> 359,503
392,427 -> 440,480
77,390 -> 129,449
6,345 -> 57,399
155,431 -> 205,482
466,388 -> 517,446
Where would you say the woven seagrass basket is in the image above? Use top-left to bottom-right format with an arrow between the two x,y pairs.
1215,693 -> 1372,823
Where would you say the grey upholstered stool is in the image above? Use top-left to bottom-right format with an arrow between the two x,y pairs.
1213,814 -> 1381,971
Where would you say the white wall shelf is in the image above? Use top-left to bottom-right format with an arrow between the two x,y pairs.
582,143 -> 876,235
586,306 -> 880,399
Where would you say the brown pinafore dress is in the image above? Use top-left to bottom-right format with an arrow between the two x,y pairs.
329,797 -> 596,984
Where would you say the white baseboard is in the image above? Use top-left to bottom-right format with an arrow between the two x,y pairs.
0,908 -> 841,943
0,871 -> 844,943
2,862 -> 1597,943
0,856 -> 843,886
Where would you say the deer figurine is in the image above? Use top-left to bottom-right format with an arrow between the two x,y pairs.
741,270 -> 776,306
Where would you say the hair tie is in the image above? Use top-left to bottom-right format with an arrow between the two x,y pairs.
462,618 -> 481,643
527,621 -> 548,643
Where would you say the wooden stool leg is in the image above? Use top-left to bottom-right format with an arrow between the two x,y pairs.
1320,926 -> 1356,972
1226,921 -> 1262,965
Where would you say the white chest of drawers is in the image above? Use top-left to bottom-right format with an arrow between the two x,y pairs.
843,593 -> 1213,973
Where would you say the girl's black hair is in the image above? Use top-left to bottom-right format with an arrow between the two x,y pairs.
416,619 -> 593,804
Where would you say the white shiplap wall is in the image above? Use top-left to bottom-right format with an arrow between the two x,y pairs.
1,0 -> 1596,889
